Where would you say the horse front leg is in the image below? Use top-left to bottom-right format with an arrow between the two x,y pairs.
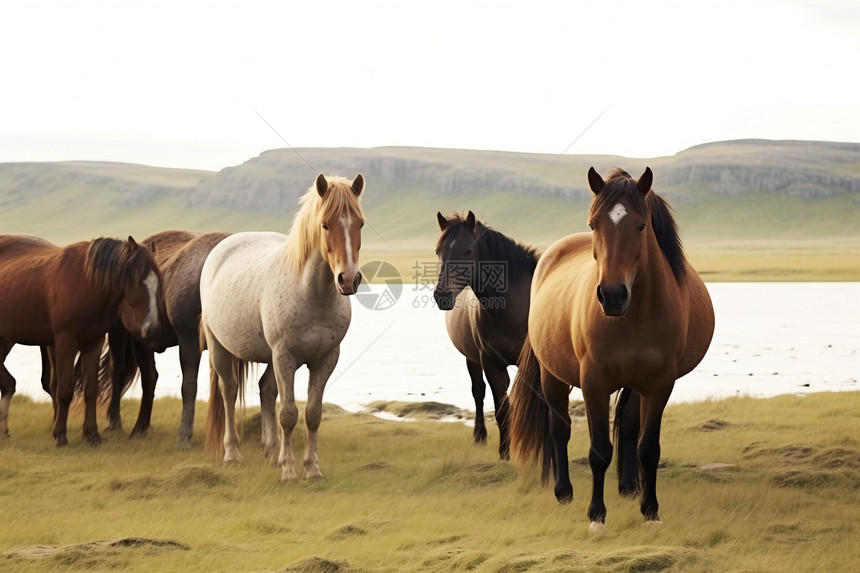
638,380 -> 674,523
304,349 -> 339,480
272,350 -> 299,480
482,358 -> 511,460
582,378 -> 613,531
542,368 -> 572,503
615,388 -> 642,496
466,359 -> 487,445
130,339 -> 157,438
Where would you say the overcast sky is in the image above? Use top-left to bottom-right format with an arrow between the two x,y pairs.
2,0 -> 858,171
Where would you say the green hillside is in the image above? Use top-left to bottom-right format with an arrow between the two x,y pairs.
1,140 -> 858,279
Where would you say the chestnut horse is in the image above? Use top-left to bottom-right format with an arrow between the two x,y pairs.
0,235 -> 160,446
203,174 -> 364,480
433,211 -> 538,459
100,230 -> 229,446
509,167 -> 714,530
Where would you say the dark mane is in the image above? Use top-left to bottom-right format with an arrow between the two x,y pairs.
589,169 -> 687,284
437,213 -> 539,285
85,238 -> 155,296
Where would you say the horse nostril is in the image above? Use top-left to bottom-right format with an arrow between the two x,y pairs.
619,284 -> 628,303
596,285 -> 605,304
337,272 -> 345,286
352,271 -> 363,291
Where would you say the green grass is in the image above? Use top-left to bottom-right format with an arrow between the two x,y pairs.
2,392 -> 859,572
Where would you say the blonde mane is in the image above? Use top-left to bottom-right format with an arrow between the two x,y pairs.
284,175 -> 364,274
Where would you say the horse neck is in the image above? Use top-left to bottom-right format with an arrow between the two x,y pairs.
295,247 -> 339,299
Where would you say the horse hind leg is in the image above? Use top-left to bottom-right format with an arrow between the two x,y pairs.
482,358 -> 511,460
466,359 -> 487,445
542,367 -> 573,504
207,331 -> 242,463
0,339 -> 16,437
80,342 -> 103,446
638,381 -> 674,523
176,330 -> 202,449
614,388 -> 642,496
258,364 -> 279,461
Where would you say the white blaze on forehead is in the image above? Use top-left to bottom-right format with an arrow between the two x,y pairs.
339,215 -> 354,269
143,271 -> 159,331
608,203 -> 628,225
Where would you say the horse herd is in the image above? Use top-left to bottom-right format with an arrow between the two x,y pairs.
0,168 -> 714,530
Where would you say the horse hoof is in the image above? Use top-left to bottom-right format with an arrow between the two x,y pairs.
589,521 -> 608,535
554,484 -> 573,504
305,472 -> 325,481
644,519 -> 663,528
281,468 -> 298,480
176,439 -> 192,451
55,435 -> 69,447
86,433 -> 102,446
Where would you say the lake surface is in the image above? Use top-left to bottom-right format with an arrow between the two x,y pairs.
8,283 -> 859,411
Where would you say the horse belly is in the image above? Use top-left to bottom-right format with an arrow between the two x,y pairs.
444,291 -> 481,363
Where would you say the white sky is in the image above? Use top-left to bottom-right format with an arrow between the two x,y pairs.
2,0 -> 858,171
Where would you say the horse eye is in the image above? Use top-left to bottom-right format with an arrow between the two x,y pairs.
638,223 -> 646,232
322,223 -> 329,230
588,224 -> 595,231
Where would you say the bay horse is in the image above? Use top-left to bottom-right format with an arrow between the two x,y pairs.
509,167 -> 714,530
433,211 -> 538,459
100,230 -> 230,446
203,174 -> 364,480
0,235 -> 161,446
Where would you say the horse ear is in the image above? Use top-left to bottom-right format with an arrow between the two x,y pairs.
149,240 -> 157,254
127,236 -> 139,250
316,174 -> 328,197
465,211 -> 476,230
351,173 -> 364,196
637,167 -> 653,196
587,167 -> 605,194
437,212 -> 449,231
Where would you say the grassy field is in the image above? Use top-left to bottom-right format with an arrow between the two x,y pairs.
2,392 -> 858,572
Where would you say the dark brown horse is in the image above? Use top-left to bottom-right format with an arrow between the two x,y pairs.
0,235 -> 161,446
101,230 -> 230,447
433,211 -> 538,459
509,168 -> 714,531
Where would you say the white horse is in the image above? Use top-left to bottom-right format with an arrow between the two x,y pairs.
202,173 -> 364,480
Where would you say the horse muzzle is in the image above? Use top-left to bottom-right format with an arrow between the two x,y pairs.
434,288 -> 455,311
597,284 -> 630,316
337,270 -> 363,296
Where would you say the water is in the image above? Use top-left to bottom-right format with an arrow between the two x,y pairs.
7,283 -> 859,411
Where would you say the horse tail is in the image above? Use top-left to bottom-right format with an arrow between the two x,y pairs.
205,355 -> 225,456
508,334 -> 553,485
613,387 -> 643,496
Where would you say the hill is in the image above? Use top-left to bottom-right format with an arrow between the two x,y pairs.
1,140 -> 858,279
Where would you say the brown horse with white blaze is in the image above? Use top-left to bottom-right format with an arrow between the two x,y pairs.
508,167 -> 714,531
0,235 -> 161,446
